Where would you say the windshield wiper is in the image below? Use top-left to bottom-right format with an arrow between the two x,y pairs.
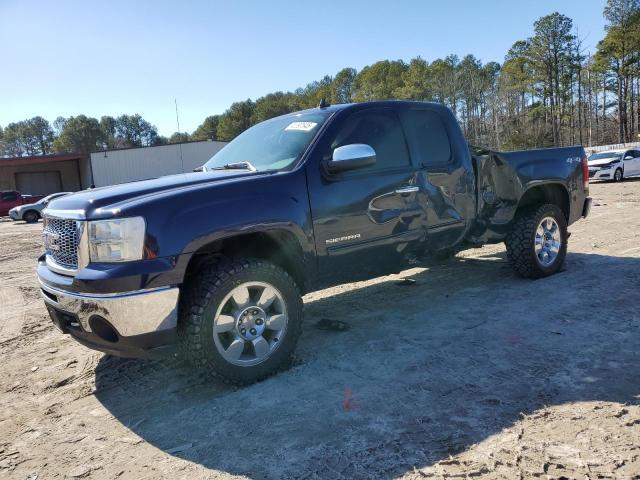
210,161 -> 257,172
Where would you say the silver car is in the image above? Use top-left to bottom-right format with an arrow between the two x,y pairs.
9,192 -> 71,223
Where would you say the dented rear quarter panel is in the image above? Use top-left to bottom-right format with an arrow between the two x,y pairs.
471,145 -> 587,242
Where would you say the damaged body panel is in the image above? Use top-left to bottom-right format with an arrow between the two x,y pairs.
467,145 -> 587,245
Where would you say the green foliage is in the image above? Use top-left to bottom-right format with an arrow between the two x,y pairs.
332,68 -> 357,103
394,57 -> 432,101
114,114 -> 159,147
2,123 -> 24,156
169,132 -> 191,143
100,116 -> 118,148
0,117 -> 54,156
353,60 -> 407,102
191,115 -> 220,141
596,1 -> 640,142
152,136 -> 169,146
216,100 -> 255,141
52,115 -> 105,154
252,93 -> 296,124
604,0 -> 640,28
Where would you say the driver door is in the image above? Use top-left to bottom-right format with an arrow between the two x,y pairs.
306,107 -> 429,287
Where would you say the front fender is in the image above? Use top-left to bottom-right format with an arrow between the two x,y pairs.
131,169 -> 315,285
46,170 -> 315,295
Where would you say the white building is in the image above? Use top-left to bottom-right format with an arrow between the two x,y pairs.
89,140 -> 227,187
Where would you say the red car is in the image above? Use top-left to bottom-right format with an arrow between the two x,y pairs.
0,191 -> 44,216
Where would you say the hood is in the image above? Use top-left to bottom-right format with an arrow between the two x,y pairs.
45,169 -> 264,219
588,158 -> 621,167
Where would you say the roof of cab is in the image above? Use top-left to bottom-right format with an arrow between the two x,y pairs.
298,100 -> 448,114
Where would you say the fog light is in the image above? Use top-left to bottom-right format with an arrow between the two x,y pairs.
89,316 -> 119,343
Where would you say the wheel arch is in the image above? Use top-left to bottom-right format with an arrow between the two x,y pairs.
183,229 -> 309,293
516,183 -> 570,221
23,209 -> 41,220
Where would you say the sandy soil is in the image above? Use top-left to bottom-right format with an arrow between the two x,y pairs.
0,179 -> 639,480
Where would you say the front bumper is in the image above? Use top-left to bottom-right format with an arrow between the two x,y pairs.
588,166 -> 616,180
9,210 -> 20,220
39,281 -> 179,358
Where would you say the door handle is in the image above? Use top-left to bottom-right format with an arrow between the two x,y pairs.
395,186 -> 419,194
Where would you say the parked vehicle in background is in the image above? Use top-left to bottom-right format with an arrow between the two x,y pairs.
37,101 -> 592,385
588,149 -> 640,182
9,192 -> 71,223
0,191 -> 44,216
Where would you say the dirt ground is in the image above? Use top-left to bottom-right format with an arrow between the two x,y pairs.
0,179 -> 639,480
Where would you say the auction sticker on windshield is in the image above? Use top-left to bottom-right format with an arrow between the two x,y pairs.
285,122 -> 317,132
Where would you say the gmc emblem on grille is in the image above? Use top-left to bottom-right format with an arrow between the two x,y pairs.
43,232 -> 60,251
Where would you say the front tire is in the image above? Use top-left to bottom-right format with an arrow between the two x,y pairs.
614,168 -> 623,182
179,257 -> 303,385
505,204 -> 568,278
23,211 -> 39,223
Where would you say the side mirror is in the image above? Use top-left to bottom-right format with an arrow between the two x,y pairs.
327,144 -> 376,174
193,165 -> 205,172
624,155 -> 633,160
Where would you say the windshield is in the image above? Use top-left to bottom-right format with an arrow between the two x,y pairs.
589,152 -> 622,161
41,193 -> 65,204
204,111 -> 331,172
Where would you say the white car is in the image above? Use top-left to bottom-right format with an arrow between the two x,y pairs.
8,192 -> 70,223
588,149 -> 640,182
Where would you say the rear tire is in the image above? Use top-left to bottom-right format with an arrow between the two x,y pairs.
23,211 -> 39,223
505,204 -> 568,278
179,257 -> 303,385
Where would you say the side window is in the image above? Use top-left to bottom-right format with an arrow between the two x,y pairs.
330,109 -> 410,172
632,150 -> 640,158
1,192 -> 17,202
399,109 -> 452,166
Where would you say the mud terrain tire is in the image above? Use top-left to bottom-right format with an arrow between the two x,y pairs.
179,257 -> 303,385
505,203 -> 568,279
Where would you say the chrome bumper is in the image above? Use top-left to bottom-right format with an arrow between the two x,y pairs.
39,281 -> 179,337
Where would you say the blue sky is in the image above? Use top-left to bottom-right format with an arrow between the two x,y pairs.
1,0 -> 607,136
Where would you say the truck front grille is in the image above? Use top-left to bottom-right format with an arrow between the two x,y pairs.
43,217 -> 79,270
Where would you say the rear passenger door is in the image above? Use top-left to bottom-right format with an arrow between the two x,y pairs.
398,107 -> 476,252
307,107 -> 430,286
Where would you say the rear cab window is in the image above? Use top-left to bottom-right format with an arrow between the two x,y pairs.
399,109 -> 453,168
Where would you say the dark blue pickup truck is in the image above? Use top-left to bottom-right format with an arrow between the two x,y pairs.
38,101 -> 592,384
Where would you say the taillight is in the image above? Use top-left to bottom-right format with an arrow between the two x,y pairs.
582,156 -> 589,191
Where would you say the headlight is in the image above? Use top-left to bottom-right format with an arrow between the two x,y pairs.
88,217 -> 145,262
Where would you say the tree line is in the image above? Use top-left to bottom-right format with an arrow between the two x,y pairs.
1,0 -> 639,157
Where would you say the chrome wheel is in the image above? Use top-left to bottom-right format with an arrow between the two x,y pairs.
534,217 -> 561,267
213,281 -> 288,366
